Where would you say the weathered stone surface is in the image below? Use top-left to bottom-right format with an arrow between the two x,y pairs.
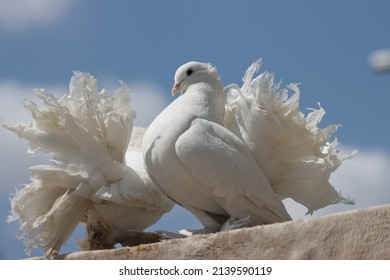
36,205 -> 390,260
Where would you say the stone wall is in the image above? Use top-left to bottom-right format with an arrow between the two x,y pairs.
38,205 -> 390,260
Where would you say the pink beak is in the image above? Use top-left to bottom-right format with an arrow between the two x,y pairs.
171,82 -> 181,96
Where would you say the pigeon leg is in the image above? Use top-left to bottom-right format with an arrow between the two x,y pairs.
120,231 -> 164,247
220,216 -> 252,231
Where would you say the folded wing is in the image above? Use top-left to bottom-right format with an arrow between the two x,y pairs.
176,118 -> 291,225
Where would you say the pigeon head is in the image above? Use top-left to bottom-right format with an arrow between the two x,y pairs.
171,61 -> 220,96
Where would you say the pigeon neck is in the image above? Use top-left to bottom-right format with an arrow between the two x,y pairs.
186,79 -> 226,125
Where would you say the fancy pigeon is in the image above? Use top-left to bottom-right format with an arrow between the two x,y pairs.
4,72 -> 174,256
142,60 -> 354,234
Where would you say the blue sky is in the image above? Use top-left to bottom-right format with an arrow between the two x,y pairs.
0,0 -> 389,259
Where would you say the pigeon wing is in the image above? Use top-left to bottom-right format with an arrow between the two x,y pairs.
175,118 -> 291,224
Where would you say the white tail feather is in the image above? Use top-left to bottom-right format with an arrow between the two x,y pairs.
225,60 -> 355,214
4,72 -> 173,255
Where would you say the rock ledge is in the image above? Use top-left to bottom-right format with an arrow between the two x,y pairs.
35,205 -> 390,260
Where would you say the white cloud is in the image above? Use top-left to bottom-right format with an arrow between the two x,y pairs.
129,84 -> 169,127
329,148 -> 390,207
0,0 -> 77,31
368,48 -> 390,72
284,147 -> 390,220
0,81 -> 39,121
0,82 -> 51,195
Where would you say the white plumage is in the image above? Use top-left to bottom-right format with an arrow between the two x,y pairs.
4,72 -> 173,256
4,59 -> 355,256
143,59 -> 355,234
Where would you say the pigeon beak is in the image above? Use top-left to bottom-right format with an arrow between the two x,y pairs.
171,82 -> 181,96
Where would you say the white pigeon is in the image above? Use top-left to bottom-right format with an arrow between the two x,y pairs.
3,72 -> 174,256
142,60 -> 355,234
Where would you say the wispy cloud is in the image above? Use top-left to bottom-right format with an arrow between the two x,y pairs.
0,81 -> 40,121
284,147 -> 390,219
329,148 -> 390,208
368,48 -> 390,72
129,84 -> 169,127
0,0 -> 78,31
0,81 -> 50,192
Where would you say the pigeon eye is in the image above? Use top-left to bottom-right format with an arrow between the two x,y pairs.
186,68 -> 193,76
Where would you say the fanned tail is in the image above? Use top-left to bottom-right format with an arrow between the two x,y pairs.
3,72 -> 136,255
225,59 -> 355,214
